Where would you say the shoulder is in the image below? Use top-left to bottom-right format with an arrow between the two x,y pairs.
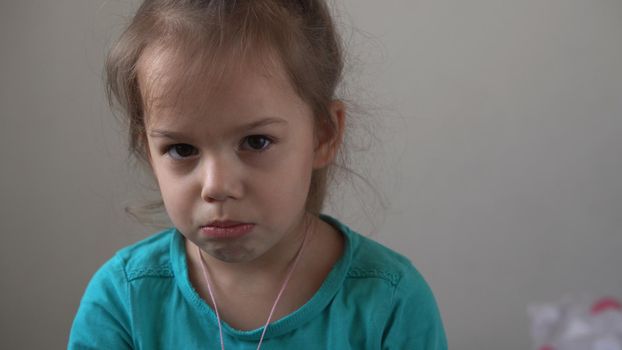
350,231 -> 419,285
69,229 -> 179,348
80,228 -> 177,297
321,215 -> 447,348
322,214 -> 440,313
341,223 -> 437,307
348,230 -> 436,308
111,228 -> 177,281
322,214 -> 423,288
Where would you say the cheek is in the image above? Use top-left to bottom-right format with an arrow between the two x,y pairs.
155,171 -> 195,221
258,146 -> 315,208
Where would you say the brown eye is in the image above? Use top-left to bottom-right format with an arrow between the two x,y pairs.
166,144 -> 197,159
242,135 -> 272,151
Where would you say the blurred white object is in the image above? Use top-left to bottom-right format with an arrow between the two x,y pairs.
529,295 -> 622,350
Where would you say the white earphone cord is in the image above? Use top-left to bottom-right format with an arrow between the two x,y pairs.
196,228 -> 311,350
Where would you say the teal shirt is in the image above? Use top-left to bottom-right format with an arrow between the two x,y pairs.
69,215 -> 447,349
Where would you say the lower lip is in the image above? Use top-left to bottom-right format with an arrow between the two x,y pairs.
200,224 -> 255,239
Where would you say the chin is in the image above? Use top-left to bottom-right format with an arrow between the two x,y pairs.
209,247 -> 257,263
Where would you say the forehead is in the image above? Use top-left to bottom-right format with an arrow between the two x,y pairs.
136,44 -> 302,127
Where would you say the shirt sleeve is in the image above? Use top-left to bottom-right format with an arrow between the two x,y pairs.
381,264 -> 447,350
68,255 -> 133,350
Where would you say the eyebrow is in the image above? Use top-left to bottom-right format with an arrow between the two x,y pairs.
148,117 -> 288,139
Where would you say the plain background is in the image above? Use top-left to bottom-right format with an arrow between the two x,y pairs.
1,0 -> 621,349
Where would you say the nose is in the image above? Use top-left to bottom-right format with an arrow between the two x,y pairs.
200,154 -> 244,203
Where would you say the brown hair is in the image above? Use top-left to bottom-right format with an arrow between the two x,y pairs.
106,0 -> 346,222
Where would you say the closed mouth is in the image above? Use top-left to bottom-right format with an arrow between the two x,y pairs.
199,222 -> 255,239
203,220 -> 249,228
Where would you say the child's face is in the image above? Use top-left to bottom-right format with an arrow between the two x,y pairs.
139,51 -> 325,264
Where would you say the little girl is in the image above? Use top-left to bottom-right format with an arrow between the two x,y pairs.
69,0 -> 447,349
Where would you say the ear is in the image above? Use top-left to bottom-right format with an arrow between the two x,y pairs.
313,100 -> 346,169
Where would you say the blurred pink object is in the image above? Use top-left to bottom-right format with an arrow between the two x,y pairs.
529,295 -> 622,350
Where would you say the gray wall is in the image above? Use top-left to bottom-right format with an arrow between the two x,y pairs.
1,0 -> 621,349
